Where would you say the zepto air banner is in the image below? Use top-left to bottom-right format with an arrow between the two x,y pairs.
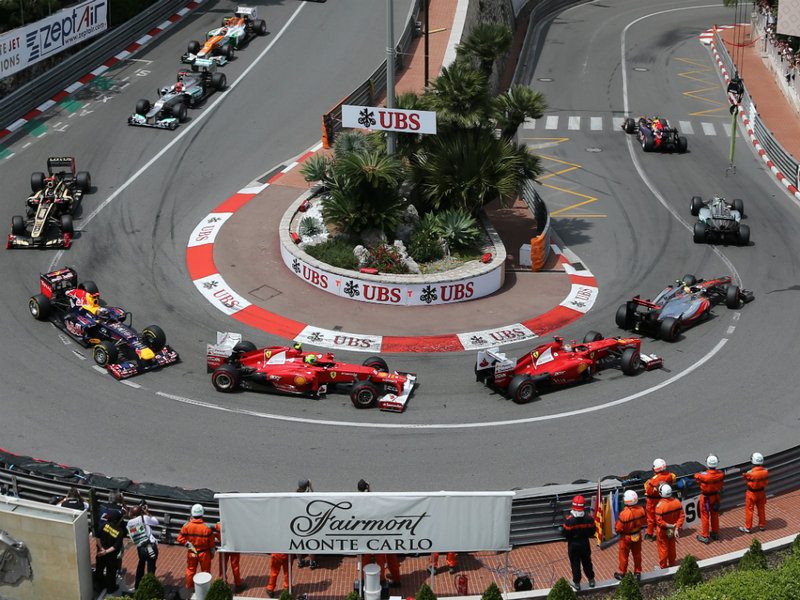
0,0 -> 107,79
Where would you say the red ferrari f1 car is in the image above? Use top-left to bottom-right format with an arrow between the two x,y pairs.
207,333 -> 417,412
475,332 -> 662,404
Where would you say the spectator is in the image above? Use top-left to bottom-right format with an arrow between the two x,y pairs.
95,509 -> 125,594
560,495 -> 595,592
58,486 -> 89,511
216,520 -> 245,593
177,504 -> 216,592
126,503 -> 159,589
740,452 -> 769,534
100,490 -> 127,524
694,454 -> 724,544
655,484 -> 684,568
296,479 -> 318,570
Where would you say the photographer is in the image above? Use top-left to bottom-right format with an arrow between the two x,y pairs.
125,502 -> 159,589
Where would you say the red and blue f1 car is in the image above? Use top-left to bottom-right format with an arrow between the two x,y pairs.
622,116 -> 688,153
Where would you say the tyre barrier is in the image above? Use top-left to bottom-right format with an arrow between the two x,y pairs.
3,445 -> 798,547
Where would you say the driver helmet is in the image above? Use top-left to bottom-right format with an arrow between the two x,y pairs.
85,291 -> 100,308
292,342 -> 303,352
219,26 -> 228,35
175,81 -> 184,92
304,354 -> 318,365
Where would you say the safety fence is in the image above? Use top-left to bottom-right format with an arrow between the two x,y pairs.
3,446 -> 799,547
321,0 -> 421,147
751,8 -> 800,116
0,0 -> 194,131
716,22 -> 800,188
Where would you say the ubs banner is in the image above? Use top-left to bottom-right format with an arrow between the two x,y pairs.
216,491 -> 514,553
0,0 -> 108,79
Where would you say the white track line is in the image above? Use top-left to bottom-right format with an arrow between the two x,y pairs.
49,1 -> 307,271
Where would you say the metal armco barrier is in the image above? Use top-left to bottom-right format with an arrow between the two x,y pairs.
322,0 -> 420,146
3,447 -> 798,546
715,25 -> 799,185
522,179 -> 548,236
0,0 -> 194,132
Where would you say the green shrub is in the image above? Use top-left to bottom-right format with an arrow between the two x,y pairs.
300,153 -> 333,186
674,554 -> 702,588
279,590 -> 294,600
299,216 -> 324,237
437,209 -> 482,251
364,244 -> 409,274
304,238 -> 358,270
481,581 -> 503,600
738,538 -> 768,571
206,578 -> 233,600
793,533 -> 800,557
134,573 -> 164,600
663,566 -> 783,599
416,582 -> 437,600
345,592 -> 361,600
546,578 -> 576,599
409,230 -> 444,263
613,572 -> 642,600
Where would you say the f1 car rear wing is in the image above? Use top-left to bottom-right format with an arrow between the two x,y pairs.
207,331 -> 242,371
235,5 -> 256,17
46,156 -> 76,175
476,347 -> 515,373
191,58 -> 215,72
630,295 -> 661,309
40,267 -> 78,298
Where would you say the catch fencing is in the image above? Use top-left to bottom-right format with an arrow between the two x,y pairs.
0,0 -> 195,132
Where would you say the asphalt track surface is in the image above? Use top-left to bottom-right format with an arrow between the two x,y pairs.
1,0 -> 798,493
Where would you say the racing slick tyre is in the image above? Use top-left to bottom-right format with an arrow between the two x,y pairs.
693,221 -> 707,244
583,331 -> 603,343
135,99 -> 151,116
256,19 -> 267,35
223,44 -> 235,61
623,118 -> 636,133
11,215 -> 25,236
93,340 -> 119,367
30,172 -> 45,192
732,198 -> 744,215
677,136 -> 688,153
726,285 -> 742,309
60,214 -> 73,235
690,196 -> 704,216
232,340 -> 257,354
620,347 -> 641,375
362,356 -> 388,371
738,224 -> 750,246
212,364 -> 241,392
682,274 -> 697,286
658,317 -> 680,342
507,375 -> 536,404
28,294 -> 51,320
172,101 -> 188,123
642,135 -> 655,152
211,72 -> 227,91
76,171 -> 91,192
615,304 -> 632,330
187,40 -> 201,54
142,325 -> 167,352
79,280 -> 99,295
350,381 -> 379,409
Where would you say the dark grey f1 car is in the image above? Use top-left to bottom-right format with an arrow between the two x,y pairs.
691,195 -> 749,245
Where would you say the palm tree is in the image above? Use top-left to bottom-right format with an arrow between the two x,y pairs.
494,85 -> 547,140
423,61 -> 491,130
457,22 -> 513,79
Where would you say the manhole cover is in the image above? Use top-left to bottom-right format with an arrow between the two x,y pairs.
586,147 -> 602,152
537,77 -> 554,82
633,67 -> 649,72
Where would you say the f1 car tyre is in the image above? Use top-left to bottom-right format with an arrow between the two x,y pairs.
93,340 -> 119,367
256,19 -> 267,35
11,215 -> 25,236
732,198 -> 744,215
690,196 -> 704,216
726,285 -> 741,309
31,172 -> 45,193
508,374 -> 536,404
76,171 -> 91,192
677,136 -> 688,153
620,347 -> 641,376
623,118 -> 636,133
232,340 -> 257,354
135,99 -> 151,116
682,274 -> 697,287
659,317 -> 680,342
738,224 -> 750,246
188,40 -> 201,54
212,364 -> 241,392
583,331 -> 603,343
475,364 -> 488,384
79,280 -> 99,295
350,380 -> 379,409
615,304 -> 632,330
211,72 -> 227,91
142,325 -> 166,352
60,214 -> 73,235
642,135 -> 655,152
220,44 -> 234,61
693,222 -> 707,244
363,356 -> 388,371
29,294 -> 51,320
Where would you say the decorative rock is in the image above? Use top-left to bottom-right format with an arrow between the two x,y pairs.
402,204 -> 420,224
360,228 -> 387,247
353,244 -> 370,267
